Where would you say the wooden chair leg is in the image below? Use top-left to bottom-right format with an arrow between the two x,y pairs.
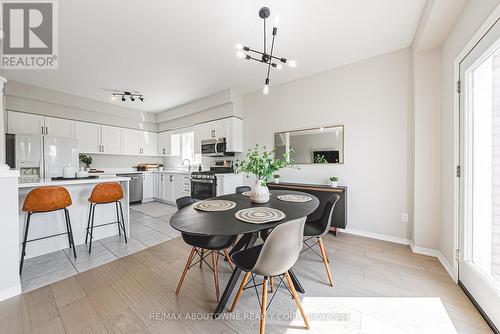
223,249 -> 234,270
284,272 -> 310,330
212,251 -> 220,302
318,237 -> 329,263
270,277 -> 274,292
318,237 -> 333,287
260,277 -> 268,334
176,247 -> 196,295
200,249 -> 204,268
230,271 -> 250,312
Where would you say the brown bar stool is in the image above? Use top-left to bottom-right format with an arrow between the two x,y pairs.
20,186 -> 76,275
86,182 -> 127,253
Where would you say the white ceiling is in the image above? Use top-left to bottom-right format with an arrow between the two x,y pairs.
1,0 -> 426,113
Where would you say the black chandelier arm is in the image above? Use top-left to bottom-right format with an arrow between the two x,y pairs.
243,47 -> 287,64
265,27 -> 277,85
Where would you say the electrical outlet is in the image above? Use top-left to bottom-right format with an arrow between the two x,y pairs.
401,213 -> 408,223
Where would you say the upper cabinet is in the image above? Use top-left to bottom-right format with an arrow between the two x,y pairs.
44,116 -> 74,138
193,117 -> 243,153
158,131 -> 172,156
121,128 -> 140,155
101,125 -> 122,154
139,131 -> 158,156
8,112 -> 44,135
7,111 -> 73,138
74,121 -> 101,154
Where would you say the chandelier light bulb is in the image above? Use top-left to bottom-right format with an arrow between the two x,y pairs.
236,50 -> 245,59
288,59 -> 297,68
235,43 -> 244,50
263,85 -> 270,95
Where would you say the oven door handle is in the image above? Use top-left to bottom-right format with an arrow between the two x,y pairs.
192,179 -> 215,184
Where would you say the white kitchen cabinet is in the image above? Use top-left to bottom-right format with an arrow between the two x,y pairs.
174,174 -> 191,200
193,117 -> 243,153
165,174 -> 175,203
74,121 -> 101,153
225,117 -> 243,152
101,125 -> 122,154
153,173 -> 161,199
7,111 -> 44,135
121,128 -> 140,155
139,131 -> 158,156
44,116 -> 74,138
142,173 -> 154,201
158,131 -> 172,156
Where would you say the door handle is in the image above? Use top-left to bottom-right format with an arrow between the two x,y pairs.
41,126 -> 44,135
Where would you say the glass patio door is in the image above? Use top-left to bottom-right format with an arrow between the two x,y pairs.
459,18 -> 500,330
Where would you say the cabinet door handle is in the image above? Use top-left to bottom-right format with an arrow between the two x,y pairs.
45,127 -> 48,135
41,126 -> 44,135
102,145 -> 104,152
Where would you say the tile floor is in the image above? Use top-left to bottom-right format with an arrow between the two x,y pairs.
20,201 -> 180,293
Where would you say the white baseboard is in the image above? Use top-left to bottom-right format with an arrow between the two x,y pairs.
339,228 -> 457,282
0,284 -> 21,301
339,227 -> 411,246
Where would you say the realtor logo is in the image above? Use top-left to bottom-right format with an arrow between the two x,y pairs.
1,0 -> 58,69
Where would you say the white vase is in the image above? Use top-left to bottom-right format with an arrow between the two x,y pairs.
330,180 -> 338,188
274,178 -> 280,184
251,180 -> 270,203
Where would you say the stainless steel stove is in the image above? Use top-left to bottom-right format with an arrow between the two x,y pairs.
190,171 -> 217,200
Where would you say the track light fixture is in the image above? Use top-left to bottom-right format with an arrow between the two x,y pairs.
112,91 -> 145,103
235,7 -> 297,95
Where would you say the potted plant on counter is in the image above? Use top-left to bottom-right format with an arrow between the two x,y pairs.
273,174 -> 281,184
235,144 -> 295,203
79,154 -> 92,171
158,163 -> 164,172
329,176 -> 339,188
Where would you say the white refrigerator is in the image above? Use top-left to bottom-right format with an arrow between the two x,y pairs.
8,134 -> 79,179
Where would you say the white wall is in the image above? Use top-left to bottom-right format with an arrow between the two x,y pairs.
243,49 -> 412,239
440,0 -> 500,265
412,49 -> 441,250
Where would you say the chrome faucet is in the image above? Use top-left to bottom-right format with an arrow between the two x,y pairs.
181,159 -> 191,171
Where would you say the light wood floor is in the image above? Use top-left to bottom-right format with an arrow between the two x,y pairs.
0,233 -> 492,333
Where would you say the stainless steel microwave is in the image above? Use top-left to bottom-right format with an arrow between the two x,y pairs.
201,138 -> 234,157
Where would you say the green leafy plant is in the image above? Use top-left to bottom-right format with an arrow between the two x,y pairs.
329,176 -> 339,182
314,154 -> 328,164
79,154 -> 92,167
235,144 -> 296,186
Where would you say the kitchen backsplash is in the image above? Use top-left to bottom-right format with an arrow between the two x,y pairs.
82,154 -> 164,169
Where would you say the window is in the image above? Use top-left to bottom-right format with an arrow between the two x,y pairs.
179,131 -> 201,164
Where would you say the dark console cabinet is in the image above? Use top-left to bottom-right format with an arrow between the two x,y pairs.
268,182 -> 347,234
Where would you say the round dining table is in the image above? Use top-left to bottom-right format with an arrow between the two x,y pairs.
170,190 -> 319,315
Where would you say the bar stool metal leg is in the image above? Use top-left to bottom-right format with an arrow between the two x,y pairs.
19,212 -> 32,275
118,201 -> 127,243
85,203 -> 93,244
88,203 -> 96,253
64,209 -> 77,259
115,202 -> 121,236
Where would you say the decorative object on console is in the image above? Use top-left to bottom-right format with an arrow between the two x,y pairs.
235,7 -> 297,95
79,154 -> 92,171
329,176 -> 339,188
234,144 -> 295,204
111,91 -> 145,102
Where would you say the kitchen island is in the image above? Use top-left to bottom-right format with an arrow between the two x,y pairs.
18,176 -> 130,259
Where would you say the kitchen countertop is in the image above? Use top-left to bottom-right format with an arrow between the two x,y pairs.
18,176 -> 130,188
